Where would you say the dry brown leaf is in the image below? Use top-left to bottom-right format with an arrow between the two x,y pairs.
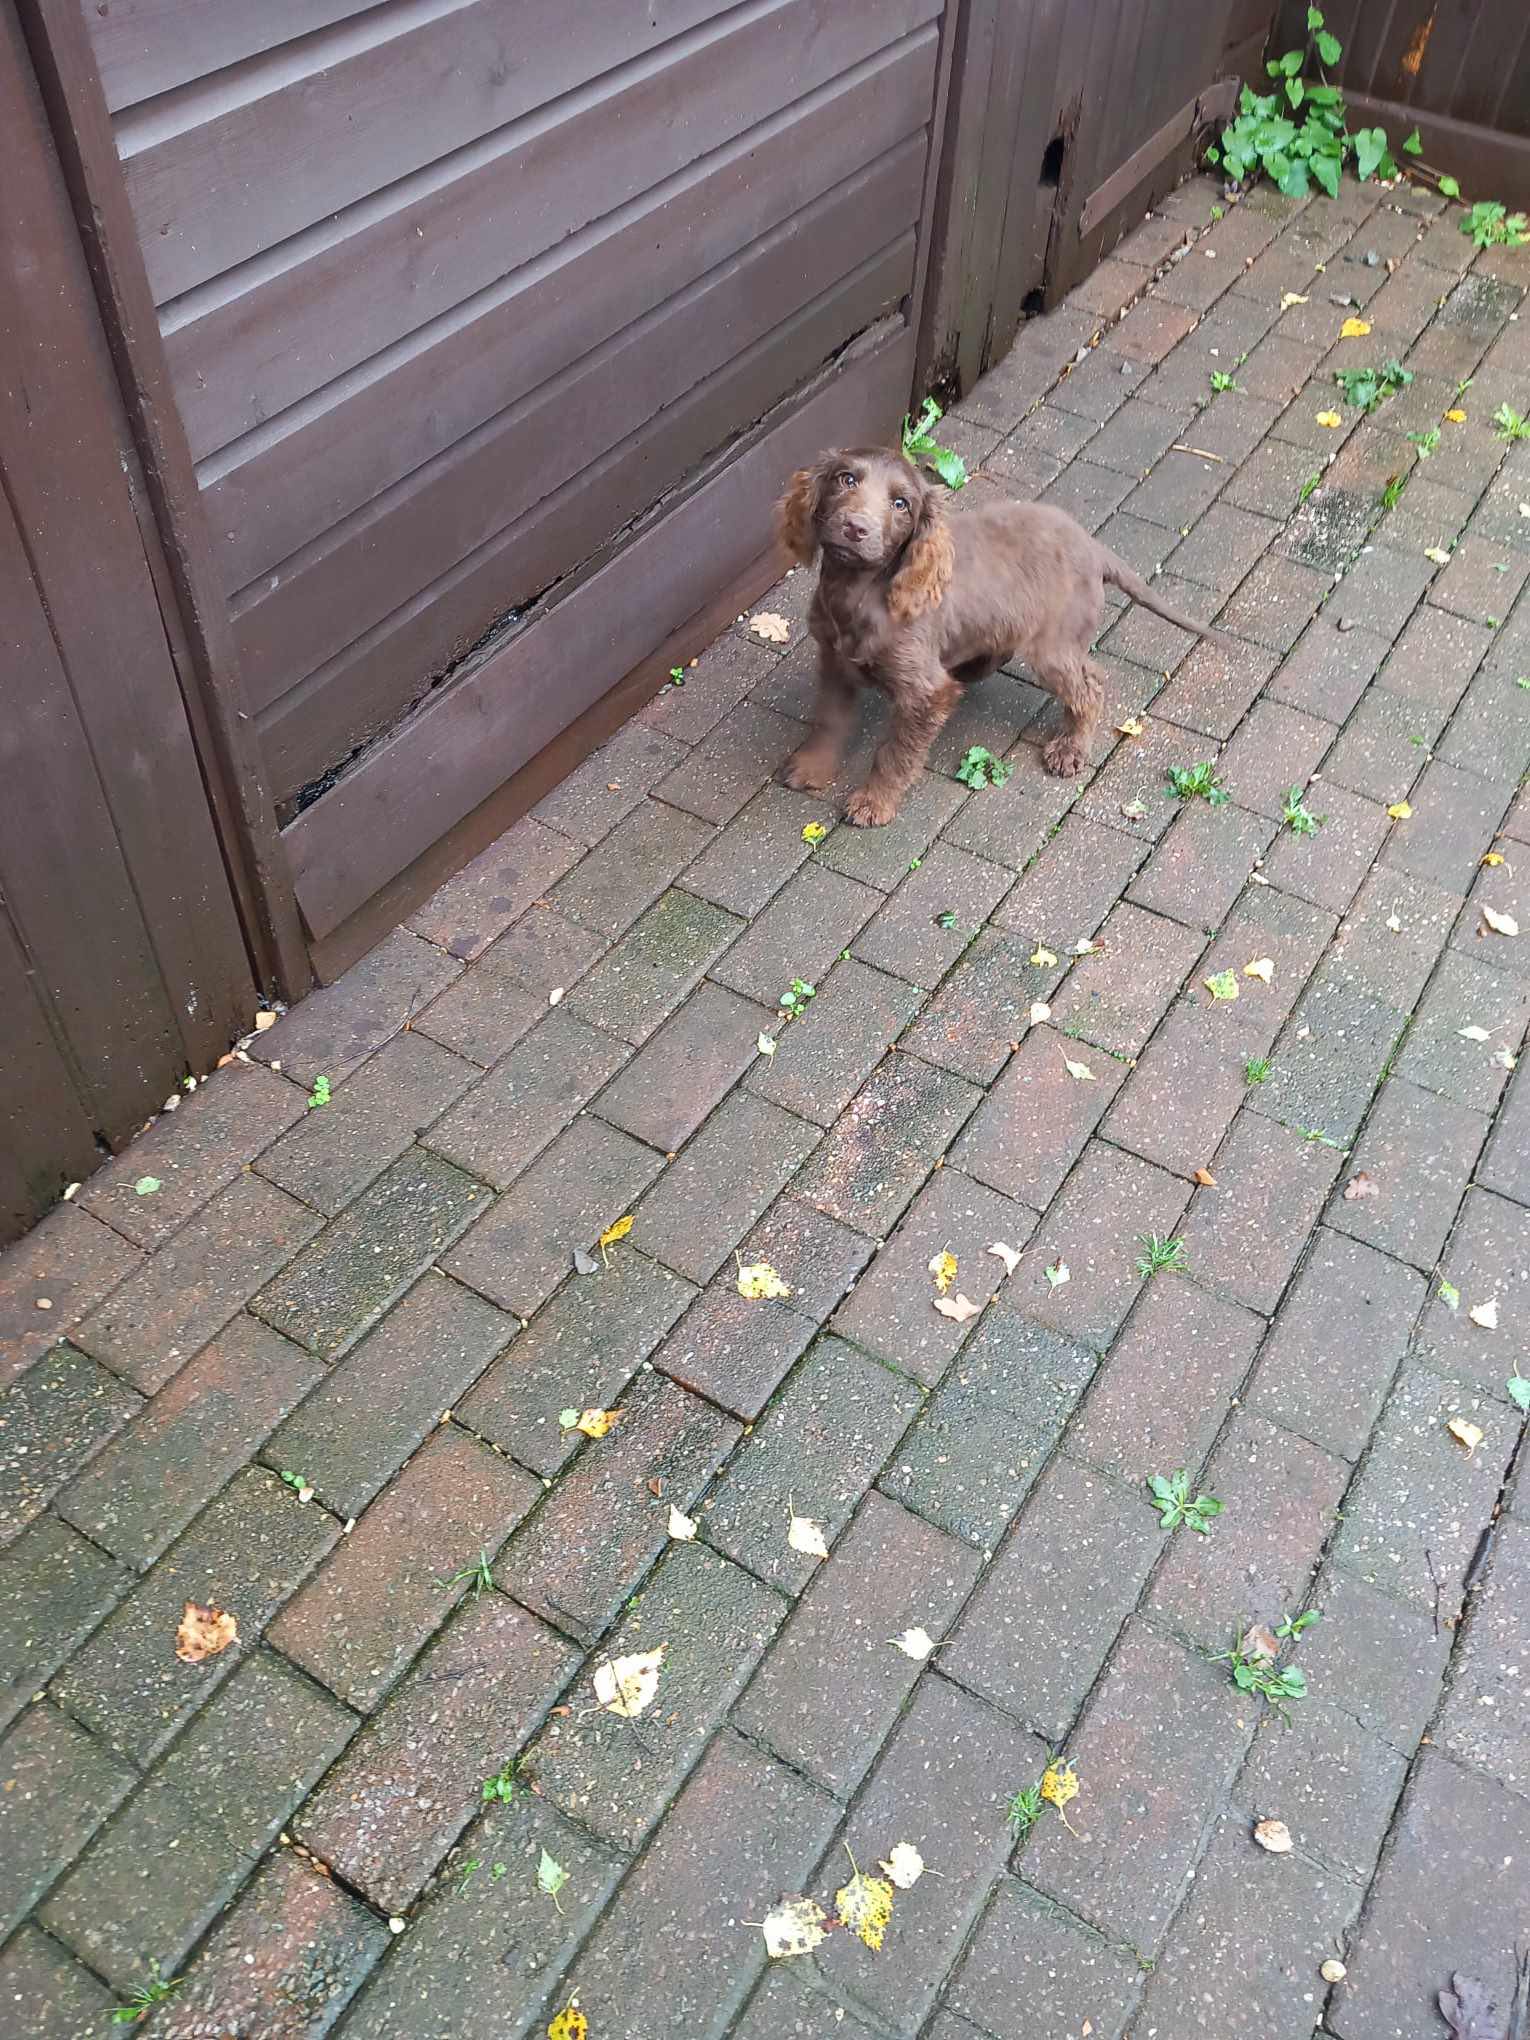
1240,1622 -> 1279,1663
175,1602 -> 238,1664
880,1843 -> 925,1889
1468,1298 -> 1500,1330
594,1646 -> 664,1717
987,1240 -> 1022,1277
1447,1417 -> 1485,1455
1193,1167 -> 1217,1187
1244,957 -> 1275,984
928,1249 -> 958,1295
1481,904 -> 1519,937
934,1291 -> 982,1323
1343,1172 -> 1380,1201
762,1895 -> 829,1959
787,1510 -> 830,1558
750,611 -> 792,644
1254,1817 -> 1293,1854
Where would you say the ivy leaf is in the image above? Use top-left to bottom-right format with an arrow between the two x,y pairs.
1402,127 -> 1423,155
1315,27 -> 1342,64
1438,173 -> 1461,199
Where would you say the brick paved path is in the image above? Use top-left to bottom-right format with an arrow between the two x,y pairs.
4,170 -> 1530,2040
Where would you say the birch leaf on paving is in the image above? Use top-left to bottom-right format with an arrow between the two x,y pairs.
1115,717 -> 1145,737
1481,905 -> 1519,936
749,611 -> 792,643
1459,1025 -> 1491,1042
1244,957 -> 1275,983
561,1408 -> 620,1438
928,1249 -> 958,1295
175,1602 -> 238,1664
537,1850 -> 569,1910
1447,1418 -> 1485,1456
762,1895 -> 830,1959
1041,1759 -> 1081,1835
879,1843 -> 925,1889
802,822 -> 828,843
987,1240 -> 1022,1276
1204,970 -> 1239,1001
1424,550 -> 1451,567
134,1176 -> 161,1196
548,2007 -> 588,2040
736,1257 -> 792,1300
598,1214 -> 634,1249
1254,1818 -> 1293,1854
787,1509 -> 830,1558
835,1866 -> 895,1951
1482,852 -> 1506,867
756,1032 -> 777,1056
1062,1055 -> 1097,1081
1339,317 -> 1372,338
1029,1001 -> 1051,1025
933,1292 -> 982,1323
1280,292 -> 1309,308
1444,409 -> 1468,424
1315,410 -> 1342,428
666,1505 -> 697,1541
890,1626 -> 935,1660
1468,1299 -> 1500,1330
1030,943 -> 1058,967
1343,1172 -> 1380,1200
1045,1260 -> 1070,1289
1438,1279 -> 1461,1311
593,1646 -> 664,1717
1387,799 -> 1414,818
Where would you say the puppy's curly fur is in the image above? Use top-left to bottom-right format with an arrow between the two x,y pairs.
776,446 -> 1234,826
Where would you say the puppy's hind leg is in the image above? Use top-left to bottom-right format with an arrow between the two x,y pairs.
1035,653 -> 1103,779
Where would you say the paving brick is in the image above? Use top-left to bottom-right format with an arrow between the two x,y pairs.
536,1542 -> 788,1854
261,1272 -> 515,1518
1239,1696 -> 1409,1884
1148,1409 -> 1348,1646
83,1063 -> 307,1248
459,1253 -> 693,1475
1009,1143 -> 1191,1351
406,819 -> 582,962
653,701 -> 803,825
73,1174 -> 322,1393
732,1969 -> 886,2038
707,860 -> 882,1008
563,888 -> 742,1046
0,1923 -> 114,2039
1133,1814 -> 1359,2040
1050,342 -> 1143,423
794,1054 -> 982,1238
269,1433 -> 536,1711
680,781 -> 835,916
40,1770 -> 252,1992
1264,774 -> 1394,916
153,1848 -> 387,2040
1084,395 -> 1197,477
339,1796 -> 625,2040
1152,632 -> 1282,738
632,1091 -> 818,1285
1126,800 -> 1274,933
1441,658 -> 1530,782
1331,1752 -> 1530,2040
58,1315 -> 321,1567
1479,1054 -> 1530,1205
703,1335 -> 921,1594
1180,1110 -> 1345,1311
899,931 -> 1065,1086
1235,329 -> 1323,403
1326,1077 -> 1487,1267
497,1370 -> 737,1643
1070,1276 -> 1263,1482
1041,456 -> 1138,532
1098,1004 -> 1250,1180
0,1703 -> 134,1937
530,720 -> 688,845
883,1302 -> 1095,1553
1416,1185 -> 1530,1398
1111,297 -> 1199,363
733,1197 -> 875,1324
1428,530 -> 1530,624
1334,1365 -> 1516,1616
0,1515 -> 128,1735
591,980 -> 774,1153
1050,902 -> 1206,1053
1392,949 -> 1530,1116
54,1466 -> 337,1765
1379,757 -> 1513,891
252,1148 -> 486,1358
748,958 -> 921,1127
946,1878 -> 1144,2040
422,1011 -> 628,1191
993,813 -> 1148,945
0,1344 -> 141,1548
1279,479 -> 1378,576
411,908 -> 605,1067
561,1729 -> 838,2040
1434,1511 -> 1530,1799
256,1031 -> 477,1216
1374,600 -> 1494,711
0,1205 -> 142,1391
255,930 -> 463,1084
651,1272 -> 816,1421
296,1593 -> 577,1913
1326,543 -> 1437,641
954,1022 -> 1127,1209
1245,1230 -> 1422,1461
549,799 -> 715,940
1382,472 -> 1477,555
1217,551 -> 1332,655
1025,1621 -> 1251,1955
1331,862 -> 1460,1008
441,1114 -> 667,1318
850,846 -> 1012,991
1075,717 -> 1194,845
1322,686 -> 1443,805
1224,436 -> 1335,521
813,1677 -> 1043,2035
832,1168 -> 1033,1387
1266,616 -> 1390,722
640,629 -> 778,743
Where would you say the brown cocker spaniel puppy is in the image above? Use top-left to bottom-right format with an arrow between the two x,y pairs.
775,446 -> 1233,826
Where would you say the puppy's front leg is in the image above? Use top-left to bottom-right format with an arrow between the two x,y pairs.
783,650 -> 858,793
847,663 -> 962,827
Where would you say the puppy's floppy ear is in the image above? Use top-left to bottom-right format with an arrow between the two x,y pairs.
776,456 -> 829,564
888,488 -> 954,622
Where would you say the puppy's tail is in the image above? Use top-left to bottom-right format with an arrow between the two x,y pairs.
1098,547 -> 1239,655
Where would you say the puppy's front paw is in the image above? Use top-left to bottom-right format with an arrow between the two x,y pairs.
846,784 -> 900,828
783,746 -> 836,793
1041,734 -> 1089,779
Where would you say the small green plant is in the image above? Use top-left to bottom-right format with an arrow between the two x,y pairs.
1493,404 -> 1530,443
1507,1367 -> 1530,1413
1462,200 -> 1529,249
934,910 -> 959,930
491,1861 -> 508,1881
901,396 -> 968,490
1216,1635 -> 1310,1722
1135,1233 -> 1188,1279
1407,426 -> 1441,458
1165,761 -> 1229,806
278,1469 -> 314,1500
1244,1056 -> 1274,1086
1210,203 -> 1225,220
1006,1783 -> 1045,1839
458,1856 -> 481,1892
955,745 -> 1013,790
112,1961 -> 182,2024
778,977 -> 816,1016
1147,1468 -> 1223,1534
1275,1608 -> 1322,1641
482,1759 -> 523,1805
438,1547 -> 494,1598
1282,784 -> 1324,836
1379,471 -> 1408,511
308,1073 -> 331,1109
1298,1126 -> 1344,1147
1299,470 -> 1323,504
1209,370 -> 1242,394
1333,358 -> 1413,414
667,665 -> 686,688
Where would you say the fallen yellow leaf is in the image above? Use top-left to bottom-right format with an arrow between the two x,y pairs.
1445,407 -> 1468,423
548,2005 -> 588,2040
761,1896 -> 829,1960
928,1249 -> 958,1295
787,1510 -> 829,1558
1387,800 -> 1413,819
1030,943 -> 1058,968
593,1645 -> 664,1717
934,1292 -> 983,1323
1041,1758 -> 1081,1835
802,822 -> 828,843
1279,291 -> 1309,309
736,1257 -> 792,1300
1339,317 -> 1372,338
599,1213 -> 634,1249
1481,904 -> 1519,937
1115,717 -> 1145,737
1244,957 -> 1275,984
1424,546 -> 1451,565
1193,1167 -> 1217,1186
880,1843 -> 925,1889
1482,852 -> 1506,867
1315,410 -> 1342,429
564,1407 -> 620,1438
836,1865 -> 894,1951
1448,1417 -> 1485,1455
175,1602 -> 238,1665
1203,970 -> 1239,1002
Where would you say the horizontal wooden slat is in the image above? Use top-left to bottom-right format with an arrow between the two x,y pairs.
201,34 -> 935,583
258,240 -> 914,804
231,143 -> 925,706
164,0 -> 941,458
123,0 -> 772,302
89,0 -> 373,113
282,325 -> 914,939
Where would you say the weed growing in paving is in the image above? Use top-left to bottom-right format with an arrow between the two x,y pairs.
1209,370 -> 1242,394
778,977 -> 816,1017
1244,1056 -> 1274,1086
955,745 -> 1012,791
1333,358 -> 1412,414
307,1073 -> 331,1109
1463,200 -> 1529,249
1135,1233 -> 1188,1278
1214,1632 -> 1310,1725
482,1759 -> 524,1805
1407,427 -> 1441,458
113,1961 -> 182,2024
1298,1126 -> 1344,1147
1379,471 -> 1408,511
1147,1468 -> 1223,1534
438,1547 -> 495,1598
901,395 -> 968,490
1005,1783 -> 1044,1839
1493,404 -> 1530,443
1276,1608 -> 1321,1642
1281,784 -> 1324,836
1165,761 -> 1228,806
1299,471 -> 1323,504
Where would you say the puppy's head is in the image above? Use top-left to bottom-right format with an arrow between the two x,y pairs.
775,447 -> 932,564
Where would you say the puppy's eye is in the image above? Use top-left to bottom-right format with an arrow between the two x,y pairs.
892,496 -> 909,513
838,470 -> 858,488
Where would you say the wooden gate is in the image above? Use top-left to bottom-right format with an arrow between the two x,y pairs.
1,4 -> 256,1241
